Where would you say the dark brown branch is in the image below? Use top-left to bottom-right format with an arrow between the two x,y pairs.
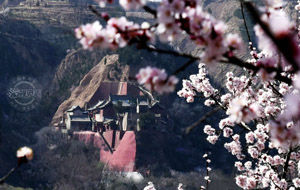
144,44 -> 201,59
282,148 -> 292,179
0,165 -> 19,184
240,1 -> 252,42
88,5 -> 103,18
173,58 -> 198,75
185,107 -> 221,134
224,55 -> 292,85
143,5 -> 157,18
268,82 -> 284,98
142,42 -> 292,85
145,43 -> 292,84
243,1 -> 299,71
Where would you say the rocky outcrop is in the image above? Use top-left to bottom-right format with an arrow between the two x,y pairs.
51,54 -> 130,124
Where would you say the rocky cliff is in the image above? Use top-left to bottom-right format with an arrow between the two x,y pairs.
51,54 -> 130,124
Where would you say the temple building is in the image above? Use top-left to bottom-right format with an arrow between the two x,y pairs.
58,82 -> 171,134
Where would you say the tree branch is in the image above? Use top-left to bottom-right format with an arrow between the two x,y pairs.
185,107 -> 221,134
0,165 -> 19,184
88,5 -> 103,18
240,1 -> 252,43
143,5 -> 157,18
223,55 -> 292,85
173,58 -> 198,75
243,1 -> 299,71
143,44 -> 200,60
282,148 -> 292,179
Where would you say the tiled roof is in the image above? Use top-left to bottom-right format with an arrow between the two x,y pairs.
89,82 -> 141,105
66,105 -> 83,112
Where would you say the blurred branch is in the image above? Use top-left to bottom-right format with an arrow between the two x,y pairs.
143,44 -> 200,59
88,5 -> 102,18
143,43 -> 292,84
243,1 -> 299,71
224,55 -> 292,85
143,5 -> 157,18
240,1 -> 252,42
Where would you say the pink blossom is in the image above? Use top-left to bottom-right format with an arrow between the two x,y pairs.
75,21 -> 111,50
119,0 -> 146,10
144,182 -> 156,190
235,161 -> 244,171
223,127 -> 233,138
236,175 -> 247,189
246,132 -> 255,144
248,146 -> 259,159
95,0 -> 112,7
136,67 -> 178,94
207,135 -> 218,144
246,176 -> 257,189
244,161 -> 252,170
294,178 -> 300,188
204,99 -> 215,106
177,183 -> 184,190
227,96 -> 254,123
17,146 -> 34,161
203,125 -> 215,135
225,33 -> 243,50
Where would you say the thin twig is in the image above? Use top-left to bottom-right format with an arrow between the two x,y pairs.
88,5 -> 103,18
185,107 -> 221,134
173,58 -> 198,75
0,165 -> 19,184
144,44 -> 200,60
268,82 -> 284,98
143,5 -> 157,18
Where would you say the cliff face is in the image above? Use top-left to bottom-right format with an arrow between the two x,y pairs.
51,54 -> 130,124
50,49 -> 110,98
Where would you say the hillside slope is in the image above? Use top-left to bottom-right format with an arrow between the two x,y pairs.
51,54 -> 130,124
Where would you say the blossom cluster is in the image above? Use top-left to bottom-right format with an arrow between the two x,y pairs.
176,0 -> 300,189
177,63 -> 217,103
75,0 -> 245,94
76,0 -> 300,189
136,67 -> 178,94
75,18 -> 154,50
156,0 -> 243,67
